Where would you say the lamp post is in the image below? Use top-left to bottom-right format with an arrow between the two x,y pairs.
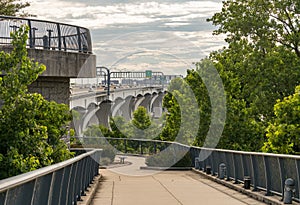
96,66 -> 111,96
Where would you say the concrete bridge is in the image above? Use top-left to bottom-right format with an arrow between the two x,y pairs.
0,15 -> 96,105
70,85 -> 165,135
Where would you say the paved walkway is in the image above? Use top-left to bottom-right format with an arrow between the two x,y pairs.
91,156 -> 266,205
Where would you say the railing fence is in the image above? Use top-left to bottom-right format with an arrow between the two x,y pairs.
78,136 -> 300,202
0,16 -> 92,53
0,149 -> 101,205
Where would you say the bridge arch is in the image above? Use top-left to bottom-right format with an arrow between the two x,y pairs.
150,92 -> 164,118
96,100 -> 113,128
138,93 -> 152,112
111,97 -> 125,117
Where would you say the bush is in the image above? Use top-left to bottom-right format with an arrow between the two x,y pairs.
145,149 -> 192,167
100,157 -> 112,166
101,145 -> 116,163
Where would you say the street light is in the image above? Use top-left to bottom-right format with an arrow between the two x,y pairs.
96,66 -> 111,96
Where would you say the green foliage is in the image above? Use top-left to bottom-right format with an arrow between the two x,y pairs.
208,0 -> 300,57
100,145 -> 116,164
145,150 -> 192,167
160,82 -> 181,142
262,85 -> 300,154
110,116 -> 130,138
132,106 -> 151,130
0,0 -> 32,16
160,0 -> 300,152
129,106 -> 159,139
84,107 -> 160,140
0,25 -> 73,179
175,0 -> 300,152
160,78 -> 200,145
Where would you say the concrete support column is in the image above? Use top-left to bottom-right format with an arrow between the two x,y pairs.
96,101 -> 112,127
139,94 -> 152,112
151,93 -> 164,118
28,76 -> 70,104
121,96 -> 135,121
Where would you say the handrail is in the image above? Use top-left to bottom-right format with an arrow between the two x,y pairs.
78,137 -> 300,158
0,149 -> 101,205
0,15 -> 92,53
78,137 -> 300,202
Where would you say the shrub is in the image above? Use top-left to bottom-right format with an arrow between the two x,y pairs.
145,149 -> 192,167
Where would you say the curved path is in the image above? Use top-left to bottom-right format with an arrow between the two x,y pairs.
91,156 -> 266,205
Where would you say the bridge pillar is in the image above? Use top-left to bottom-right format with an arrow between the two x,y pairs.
121,96 -> 135,121
1,46 -> 96,105
138,94 -> 152,112
151,92 -> 164,118
111,98 -> 125,118
71,106 -> 88,135
134,95 -> 145,111
28,76 -> 70,104
96,101 -> 112,127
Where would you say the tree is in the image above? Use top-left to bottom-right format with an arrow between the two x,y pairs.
208,0 -> 300,57
130,106 -> 160,139
0,0 -> 31,16
159,77 -> 200,145
132,106 -> 151,130
194,0 -> 300,151
110,116 -> 131,138
0,25 -> 73,179
262,85 -> 300,154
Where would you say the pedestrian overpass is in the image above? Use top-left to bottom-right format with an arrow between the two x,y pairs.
0,138 -> 298,205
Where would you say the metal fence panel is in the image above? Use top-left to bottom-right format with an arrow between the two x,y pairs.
49,169 -> 64,205
0,149 -> 101,205
31,173 -> 53,205
0,16 -> 92,53
5,180 -> 35,205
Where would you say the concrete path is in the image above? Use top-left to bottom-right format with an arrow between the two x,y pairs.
91,156 -> 266,205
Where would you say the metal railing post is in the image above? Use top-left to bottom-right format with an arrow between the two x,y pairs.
57,23 -> 62,50
263,156 -> 272,196
27,19 -> 33,48
250,155 -> 258,191
77,27 -> 82,52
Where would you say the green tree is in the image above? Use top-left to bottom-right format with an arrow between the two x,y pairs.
110,116 -> 130,138
262,85 -> 300,154
0,0 -> 31,16
209,0 -> 300,57
193,0 -> 300,151
160,77 -> 200,145
130,106 -> 159,139
160,80 -> 182,142
0,25 -> 73,179
132,106 -> 151,130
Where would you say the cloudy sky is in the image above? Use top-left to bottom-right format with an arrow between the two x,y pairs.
25,0 -> 227,76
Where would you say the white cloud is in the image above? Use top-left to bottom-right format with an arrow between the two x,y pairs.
24,0 -> 225,76
26,0 -> 221,29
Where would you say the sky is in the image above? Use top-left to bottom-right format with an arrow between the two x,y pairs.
25,0 -> 227,76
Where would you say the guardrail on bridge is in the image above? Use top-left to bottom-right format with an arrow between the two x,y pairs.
0,149 -> 101,205
78,137 -> 300,203
0,16 -> 92,53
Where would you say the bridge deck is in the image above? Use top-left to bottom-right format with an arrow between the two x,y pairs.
91,156 -> 266,205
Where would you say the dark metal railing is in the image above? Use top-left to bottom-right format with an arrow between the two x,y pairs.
79,137 -> 300,202
0,16 -> 92,53
0,149 -> 101,205
190,146 -> 300,202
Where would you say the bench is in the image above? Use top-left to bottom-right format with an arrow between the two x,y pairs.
119,156 -> 127,164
